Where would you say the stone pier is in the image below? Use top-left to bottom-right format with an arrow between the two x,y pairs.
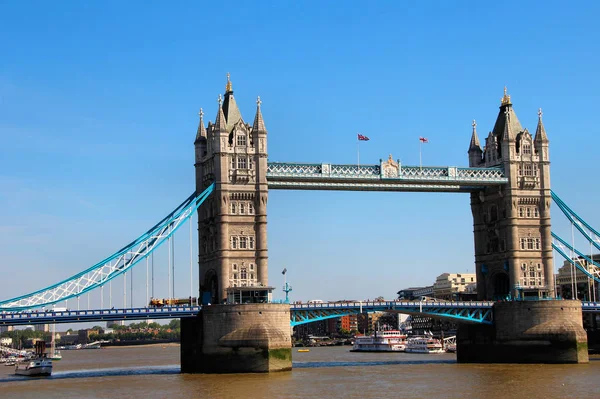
181,303 -> 292,373
457,300 -> 588,364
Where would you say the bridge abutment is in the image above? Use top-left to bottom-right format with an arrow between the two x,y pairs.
457,300 -> 588,364
181,303 -> 292,373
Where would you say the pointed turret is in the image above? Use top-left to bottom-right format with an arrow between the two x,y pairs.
222,73 -> 243,131
194,108 -> 207,144
214,94 -> 227,132
491,87 -> 524,142
534,108 -> 548,142
468,120 -> 483,167
252,96 -> 267,133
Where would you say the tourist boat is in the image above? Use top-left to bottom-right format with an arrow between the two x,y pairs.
351,330 -> 407,352
14,341 -> 52,376
404,336 -> 445,354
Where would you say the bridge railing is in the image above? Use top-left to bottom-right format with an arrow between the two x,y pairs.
291,300 -> 494,309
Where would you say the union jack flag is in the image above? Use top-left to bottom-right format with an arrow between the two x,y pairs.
419,137 -> 429,143
357,134 -> 370,141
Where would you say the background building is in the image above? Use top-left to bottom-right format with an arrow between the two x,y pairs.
433,273 -> 476,300
556,255 -> 599,301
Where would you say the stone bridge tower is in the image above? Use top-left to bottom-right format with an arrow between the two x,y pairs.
468,88 -> 553,300
194,74 -> 269,304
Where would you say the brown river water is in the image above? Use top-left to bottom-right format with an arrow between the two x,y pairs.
1,345 -> 599,399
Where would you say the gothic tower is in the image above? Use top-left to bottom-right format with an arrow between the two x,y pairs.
194,74 -> 269,304
468,88 -> 553,300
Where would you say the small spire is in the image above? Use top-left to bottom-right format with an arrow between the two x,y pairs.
468,119 -> 482,152
214,96 -> 227,132
502,106 -> 512,140
225,73 -> 232,92
252,95 -> 267,133
535,107 -> 548,142
194,108 -> 207,143
501,86 -> 511,105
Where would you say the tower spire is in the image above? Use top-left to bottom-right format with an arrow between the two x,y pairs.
225,72 -> 232,93
194,108 -> 207,143
252,96 -> 267,133
214,94 -> 227,132
501,86 -> 511,105
534,107 -> 548,142
468,119 -> 481,151
501,106 -> 513,141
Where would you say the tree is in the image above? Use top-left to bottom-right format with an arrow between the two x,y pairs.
168,319 -> 180,330
66,328 -> 73,334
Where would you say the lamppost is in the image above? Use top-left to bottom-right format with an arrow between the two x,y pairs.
282,268 -> 292,304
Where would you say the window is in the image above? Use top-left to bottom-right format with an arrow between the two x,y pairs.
241,269 -> 247,280
231,157 -> 236,169
249,237 -> 254,249
527,238 -> 534,250
523,144 -> 531,155
519,207 -> 524,217
534,207 -> 539,217
248,203 -> 254,214
234,273 -> 238,279
231,203 -> 236,214
240,237 -> 247,249
231,237 -> 238,249
520,239 -> 525,250
533,164 -> 538,176
524,164 -> 533,176
249,158 -> 254,169
250,273 -> 254,280
535,238 -> 540,250
526,208 -> 531,218
233,264 -> 238,271
237,135 -> 247,146
238,157 -> 247,169
240,203 -> 245,214
250,263 -> 254,271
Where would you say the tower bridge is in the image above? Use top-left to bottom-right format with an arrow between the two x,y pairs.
1,76 -> 597,371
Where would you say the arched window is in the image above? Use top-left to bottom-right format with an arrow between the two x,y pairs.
237,135 -> 247,146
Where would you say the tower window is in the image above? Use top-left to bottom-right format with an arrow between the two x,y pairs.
250,263 -> 254,271
249,237 -> 254,249
250,273 -> 254,280
237,135 -> 247,146
240,203 -> 245,214
241,269 -> 247,280
231,156 -> 236,169
238,157 -> 247,169
240,237 -> 247,249
233,264 -> 238,271
524,164 -> 533,176
231,237 -> 238,249
519,207 -> 524,218
249,158 -> 254,169
249,202 -> 254,214
534,207 -> 539,217
523,144 -> 531,155
231,203 -> 237,214
526,208 -> 531,218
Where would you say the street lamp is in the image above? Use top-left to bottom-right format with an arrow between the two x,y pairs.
282,268 -> 292,304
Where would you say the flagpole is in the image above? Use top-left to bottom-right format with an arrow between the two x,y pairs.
357,136 -> 360,171
419,140 -> 422,169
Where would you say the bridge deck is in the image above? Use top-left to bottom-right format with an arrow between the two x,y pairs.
266,162 -> 508,192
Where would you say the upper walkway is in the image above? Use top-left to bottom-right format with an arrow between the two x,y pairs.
266,162 -> 508,192
2,300 -> 598,327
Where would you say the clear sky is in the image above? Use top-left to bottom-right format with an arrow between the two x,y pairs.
1,1 -> 600,307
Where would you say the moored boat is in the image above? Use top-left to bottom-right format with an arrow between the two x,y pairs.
404,336 -> 445,354
351,330 -> 407,352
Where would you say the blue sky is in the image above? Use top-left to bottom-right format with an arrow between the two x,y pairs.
1,1 -> 600,308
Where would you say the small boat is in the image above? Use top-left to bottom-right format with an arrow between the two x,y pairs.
15,341 -> 52,376
297,349 -> 310,352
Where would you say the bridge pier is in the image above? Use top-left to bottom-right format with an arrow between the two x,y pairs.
181,303 -> 292,373
457,300 -> 588,364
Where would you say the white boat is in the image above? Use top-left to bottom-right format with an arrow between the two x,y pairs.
14,341 -> 52,376
351,330 -> 407,352
405,336 -> 445,354
14,356 -> 52,376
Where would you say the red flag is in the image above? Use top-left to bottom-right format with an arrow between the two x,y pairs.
358,134 -> 370,141
419,137 -> 429,143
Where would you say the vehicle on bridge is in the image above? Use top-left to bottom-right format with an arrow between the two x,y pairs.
148,297 -> 197,307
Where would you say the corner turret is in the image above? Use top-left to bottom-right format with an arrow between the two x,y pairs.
468,120 -> 483,167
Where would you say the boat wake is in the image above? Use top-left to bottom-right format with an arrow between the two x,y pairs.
0,365 -> 180,383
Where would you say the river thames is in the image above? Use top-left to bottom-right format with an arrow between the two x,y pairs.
1,345 -> 599,398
